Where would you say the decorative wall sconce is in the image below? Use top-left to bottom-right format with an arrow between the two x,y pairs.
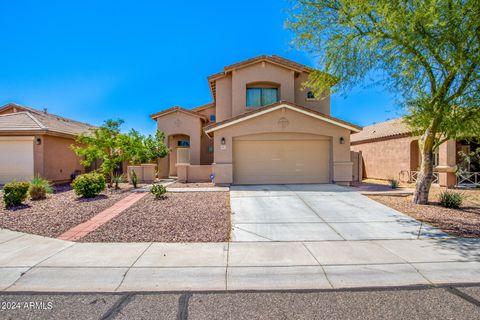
339,137 -> 345,144
36,138 -> 42,145
221,137 -> 226,145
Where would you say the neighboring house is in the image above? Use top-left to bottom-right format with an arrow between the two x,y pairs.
0,103 -> 94,184
151,55 -> 361,185
351,118 -> 480,187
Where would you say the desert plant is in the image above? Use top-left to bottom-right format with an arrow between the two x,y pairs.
389,179 -> 400,189
150,184 -> 167,199
29,176 -> 53,200
3,181 -> 30,207
130,170 -> 138,189
112,173 -> 123,190
71,173 -> 106,198
438,190 -> 464,209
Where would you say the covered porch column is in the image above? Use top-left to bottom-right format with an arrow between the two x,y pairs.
437,139 -> 457,187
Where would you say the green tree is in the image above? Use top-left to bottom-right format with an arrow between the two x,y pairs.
72,119 -> 128,186
72,120 -> 170,185
141,130 -> 170,163
287,0 -> 480,203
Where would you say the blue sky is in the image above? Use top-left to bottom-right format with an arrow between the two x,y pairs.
0,0 -> 403,135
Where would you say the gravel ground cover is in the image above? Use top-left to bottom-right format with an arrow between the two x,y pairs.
80,192 -> 231,242
167,182 -> 215,188
0,185 -> 131,238
368,187 -> 480,238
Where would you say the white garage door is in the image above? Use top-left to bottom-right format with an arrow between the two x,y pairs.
233,139 -> 330,184
0,137 -> 34,184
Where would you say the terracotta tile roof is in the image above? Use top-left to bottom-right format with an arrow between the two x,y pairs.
350,118 -> 411,143
0,103 -> 95,137
150,106 -> 208,121
204,100 -> 361,134
207,55 -> 315,100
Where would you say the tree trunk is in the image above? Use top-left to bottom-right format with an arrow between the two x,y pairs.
413,131 -> 435,204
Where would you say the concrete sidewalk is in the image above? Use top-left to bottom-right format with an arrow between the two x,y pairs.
0,228 -> 479,292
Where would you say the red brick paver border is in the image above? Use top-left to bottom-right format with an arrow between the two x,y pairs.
58,192 -> 147,241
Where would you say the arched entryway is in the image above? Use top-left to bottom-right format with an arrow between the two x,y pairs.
168,134 -> 190,176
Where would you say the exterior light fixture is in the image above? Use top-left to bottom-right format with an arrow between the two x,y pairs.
36,138 -> 42,145
339,137 -> 345,144
221,137 -> 226,145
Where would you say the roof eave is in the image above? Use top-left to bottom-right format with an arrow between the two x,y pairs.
204,101 -> 361,134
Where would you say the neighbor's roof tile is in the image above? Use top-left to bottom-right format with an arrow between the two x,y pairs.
350,118 -> 411,143
0,103 -> 95,136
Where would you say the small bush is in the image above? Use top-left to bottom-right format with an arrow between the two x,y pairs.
29,176 -> 53,200
3,181 -> 30,207
439,190 -> 464,209
71,173 -> 106,198
130,170 -> 138,189
112,174 -> 123,190
389,179 -> 400,189
150,184 -> 167,199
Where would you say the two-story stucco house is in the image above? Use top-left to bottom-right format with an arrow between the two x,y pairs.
151,55 -> 361,185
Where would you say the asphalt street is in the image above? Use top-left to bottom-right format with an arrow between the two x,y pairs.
1,284 -> 479,320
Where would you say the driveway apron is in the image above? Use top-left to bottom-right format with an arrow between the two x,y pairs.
230,184 -> 448,241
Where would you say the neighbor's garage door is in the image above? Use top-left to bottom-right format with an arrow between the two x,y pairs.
233,139 -> 330,184
0,137 -> 34,184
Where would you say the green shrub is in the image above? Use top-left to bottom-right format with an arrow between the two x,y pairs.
150,184 -> 167,199
3,181 -> 30,207
389,179 -> 400,189
439,190 -> 464,208
112,174 -> 123,190
29,176 -> 53,200
71,173 -> 106,198
130,170 -> 138,188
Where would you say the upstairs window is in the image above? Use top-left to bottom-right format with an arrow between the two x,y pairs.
306,91 -> 315,100
177,140 -> 190,147
209,114 -> 216,122
246,88 -> 278,107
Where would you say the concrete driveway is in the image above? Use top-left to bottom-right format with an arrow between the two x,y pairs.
230,184 -> 448,241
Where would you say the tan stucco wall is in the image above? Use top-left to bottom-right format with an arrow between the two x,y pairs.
155,110 -> 203,177
177,164 -> 212,183
351,136 -> 416,181
231,62 -> 295,117
211,107 -> 352,184
214,61 -> 332,123
352,136 -> 457,186
216,75 -> 232,122
41,135 -> 85,182
294,72 -> 330,114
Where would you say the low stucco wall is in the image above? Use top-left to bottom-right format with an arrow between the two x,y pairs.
177,164 -> 212,183
351,136 -> 415,182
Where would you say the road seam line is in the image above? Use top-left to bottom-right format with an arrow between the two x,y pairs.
100,293 -> 134,320
444,286 -> 480,307
177,292 -> 192,320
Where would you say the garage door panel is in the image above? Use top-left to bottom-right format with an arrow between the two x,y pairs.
0,139 -> 34,184
233,140 -> 330,184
